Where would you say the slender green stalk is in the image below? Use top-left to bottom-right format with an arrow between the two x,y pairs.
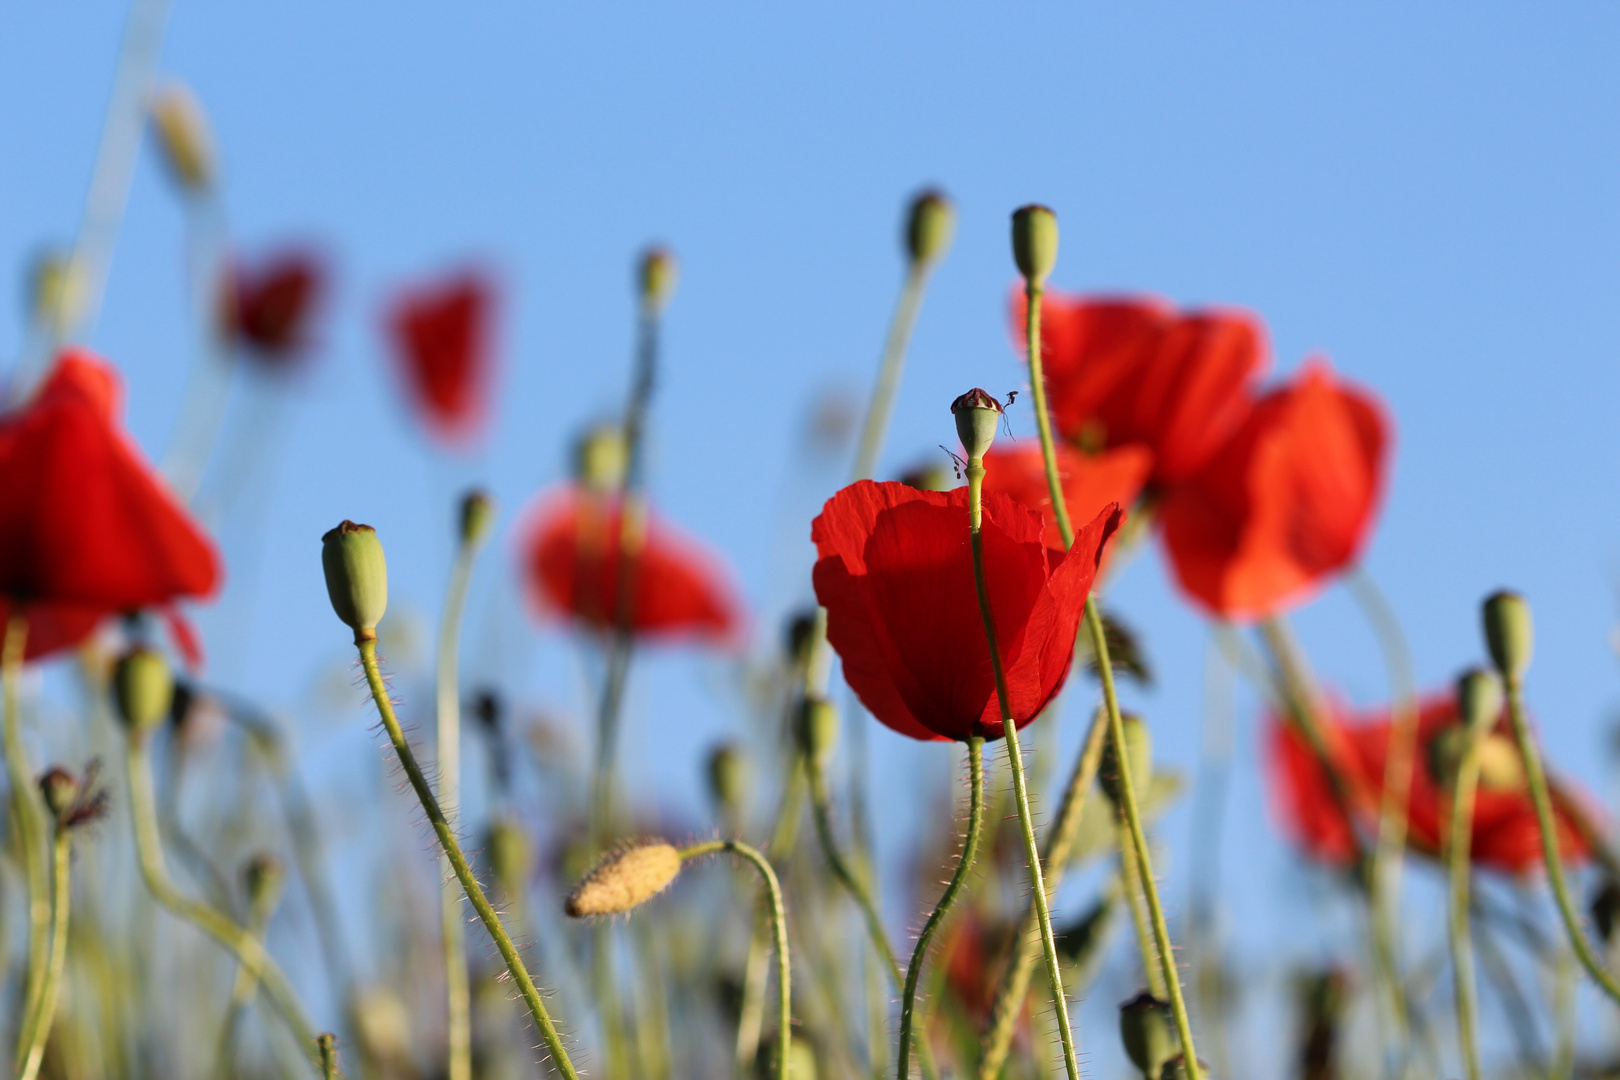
1501,673 -> 1620,1004
738,759 -> 806,1071
125,740 -> 318,1061
1445,733 -> 1485,1080
214,872 -> 281,1077
851,264 -> 930,482
897,737 -> 984,1080
2,613 -> 50,1065
17,827 -> 70,1080
680,840 -> 790,1080
355,638 -> 582,1079
317,1033 -> 338,1080
1118,812 -> 1167,999
1553,945 -> 1575,1080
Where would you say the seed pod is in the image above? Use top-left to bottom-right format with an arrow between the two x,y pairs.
244,854 -> 286,909
565,842 -> 683,917
706,742 -> 753,819
1482,590 -> 1533,682
905,189 -> 956,269
796,697 -> 840,769
459,488 -> 495,547
951,387 -> 1002,461
1119,992 -> 1175,1079
1099,713 -> 1153,809
638,246 -> 678,314
1455,667 -> 1503,737
573,422 -> 629,494
322,520 -> 388,641
114,646 -> 174,737
1011,204 -> 1059,286
149,83 -> 215,192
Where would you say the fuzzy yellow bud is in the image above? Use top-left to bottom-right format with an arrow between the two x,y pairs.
150,83 -> 215,192
565,842 -> 683,917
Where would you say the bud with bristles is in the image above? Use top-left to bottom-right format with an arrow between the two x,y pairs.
905,189 -> 956,269
1456,668 -> 1503,737
244,854 -> 286,909
149,83 -> 215,192
39,768 -> 80,827
796,697 -> 840,769
1011,204 -> 1059,286
573,423 -> 629,493
565,841 -> 683,917
114,647 -> 174,738
951,387 -> 1002,461
322,521 -> 388,642
1119,992 -> 1175,1078
706,742 -> 753,819
1483,590 -> 1533,682
458,488 -> 495,547
1100,713 -> 1153,808
638,246 -> 678,314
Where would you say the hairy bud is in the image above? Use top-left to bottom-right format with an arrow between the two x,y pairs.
565,842 -> 683,917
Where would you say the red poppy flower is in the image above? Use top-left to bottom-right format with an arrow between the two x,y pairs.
811,480 -> 1120,742
0,350 -> 221,660
980,441 -> 1150,554
226,248 -> 325,362
1013,290 -> 1268,489
1268,694 -> 1593,875
385,270 -> 494,445
522,487 -> 742,644
1159,360 -> 1389,621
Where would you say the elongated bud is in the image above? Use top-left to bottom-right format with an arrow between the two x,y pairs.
706,742 -> 753,819
951,387 -> 1002,460
905,189 -> 956,269
1119,992 -> 1175,1078
1482,590 -> 1533,682
244,853 -> 286,909
1455,668 -> 1503,737
322,521 -> 388,642
796,696 -> 840,769
114,646 -> 175,738
573,422 -> 629,493
28,250 -> 85,334
487,817 -> 533,897
150,83 -> 215,192
1100,713 -> 1153,808
565,841 -> 683,917
39,768 -> 79,827
1011,204 -> 1059,286
638,246 -> 678,314
458,488 -> 495,547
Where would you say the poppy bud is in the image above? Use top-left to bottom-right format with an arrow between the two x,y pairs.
459,488 -> 495,547
1427,725 -> 1469,785
1592,878 -> 1620,944
784,609 -> 819,669
754,1033 -> 818,1080
905,188 -> 956,269
1011,204 -> 1059,286
796,696 -> 840,768
486,817 -> 533,897
114,646 -> 175,738
706,742 -> 753,819
322,521 -> 388,642
565,841 -> 683,917
573,422 -> 629,494
243,853 -> 286,909
899,462 -> 954,492
951,387 -> 1003,461
149,83 -> 215,192
38,767 -> 79,828
28,249 -> 84,334
1119,992 -> 1175,1079
638,246 -> 678,315
1482,590 -> 1533,682
1099,713 -> 1153,808
1455,668 -> 1503,737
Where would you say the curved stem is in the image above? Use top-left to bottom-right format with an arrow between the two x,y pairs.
214,874 -> 281,1078
355,638 -> 582,1078
3,613 -> 50,1066
679,840 -> 790,1080
17,827 -> 70,1080
1445,735 -> 1485,1080
738,758 -> 806,1072
1501,673 -> 1620,1004
851,264 -> 930,482
897,737 -> 983,1080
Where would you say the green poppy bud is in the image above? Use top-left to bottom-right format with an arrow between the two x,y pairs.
486,817 -> 533,898
458,488 -> 495,547
38,767 -> 79,827
1482,590 -> 1533,682
1591,879 -> 1620,944
322,520 -> 388,642
797,696 -> 840,769
905,188 -> 956,269
114,646 -> 175,738
244,853 -> 286,909
573,422 -> 629,493
1119,992 -> 1175,1079
784,609 -> 820,669
706,742 -> 753,819
1427,725 -> 1469,785
951,387 -> 1002,461
638,246 -> 678,314
899,461 -> 954,492
1455,668 -> 1503,737
149,83 -> 215,192
1011,204 -> 1059,286
1100,713 -> 1154,808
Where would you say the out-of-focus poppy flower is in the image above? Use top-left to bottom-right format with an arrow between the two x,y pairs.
385,270 -> 494,446
1013,290 -> 1268,489
980,441 -> 1151,554
0,350 -> 221,660
522,487 -> 742,645
811,480 -> 1120,742
226,249 -> 326,363
1159,360 -> 1388,621
1268,694 -> 1594,875
941,911 -> 1009,1028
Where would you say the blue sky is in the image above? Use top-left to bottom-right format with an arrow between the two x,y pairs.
4,3 -> 1620,1075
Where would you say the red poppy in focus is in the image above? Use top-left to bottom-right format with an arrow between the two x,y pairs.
385,270 -> 494,446
1013,290 -> 1268,489
811,480 -> 1120,742
980,441 -> 1151,555
226,248 -> 326,363
523,487 -> 742,645
1268,695 -> 1594,875
0,350 -> 221,660
1159,360 -> 1389,621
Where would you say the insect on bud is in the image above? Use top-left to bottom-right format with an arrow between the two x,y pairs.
573,422 -> 629,494
638,246 -> 678,315
1482,590 -> 1533,682
565,841 -> 683,918
39,767 -> 80,827
905,188 -> 956,269
951,388 -> 1003,461
796,696 -> 840,769
1455,668 -> 1503,737
458,488 -> 496,547
1011,204 -> 1059,286
1119,992 -> 1176,1079
114,646 -> 175,738
1099,713 -> 1153,809
706,742 -> 753,819
244,854 -> 286,909
322,520 -> 388,642
149,83 -> 215,192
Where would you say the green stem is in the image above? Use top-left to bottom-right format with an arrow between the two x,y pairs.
125,739 -> 319,1063
214,877 -> 280,1078
738,759 -> 806,1072
851,264 -> 930,482
17,826 -> 69,1080
1118,809 -> 1167,999
317,1033 -> 338,1080
679,840 -> 790,1080
3,612 -> 50,1067
1445,735 -> 1485,1080
355,638 -> 583,1079
897,737 -> 983,1080
1501,673 -> 1620,1004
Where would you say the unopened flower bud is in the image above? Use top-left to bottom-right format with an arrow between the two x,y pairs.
638,246 -> 678,314
706,742 -> 753,819
1483,590 -> 1533,682
1591,879 -> 1620,944
905,189 -> 956,269
1119,992 -> 1175,1078
796,697 -> 840,768
322,521 -> 388,642
149,83 -> 215,192
899,462 -> 953,492
1100,713 -> 1153,808
39,768 -> 79,827
785,609 -> 820,669
244,853 -> 286,909
486,817 -> 533,897
28,250 -> 84,334
1011,204 -> 1059,286
1455,668 -> 1503,737
951,388 -> 1002,461
458,488 -> 495,547
573,422 -> 629,493
566,841 -> 683,917
114,646 -> 174,737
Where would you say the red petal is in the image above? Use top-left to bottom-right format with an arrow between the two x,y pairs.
386,270 -> 494,446
981,441 -> 1149,554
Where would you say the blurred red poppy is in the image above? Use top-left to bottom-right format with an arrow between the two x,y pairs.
226,248 -> 325,363
385,270 -> 494,445
1268,694 -> 1594,875
0,350 -> 221,660
980,441 -> 1150,555
1159,360 -> 1388,621
522,487 -> 742,644
1013,290 -> 1268,489
811,480 -> 1120,742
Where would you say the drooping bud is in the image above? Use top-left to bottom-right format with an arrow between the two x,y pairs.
573,422 -> 629,493
149,83 -> 215,192
1099,713 -> 1154,808
27,249 -> 85,335
322,521 -> 388,642
1011,204 -> 1059,286
898,461 -> 953,492
458,488 -> 495,547
486,817 -> 534,898
1455,668 -> 1504,737
796,696 -> 840,769
114,646 -> 175,738
1482,590 -> 1533,682
951,387 -> 1002,461
706,742 -> 753,819
638,246 -> 678,315
243,853 -> 286,910
905,188 -> 956,269
784,609 -> 820,669
1119,992 -> 1175,1079
565,841 -> 683,917
39,768 -> 80,827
